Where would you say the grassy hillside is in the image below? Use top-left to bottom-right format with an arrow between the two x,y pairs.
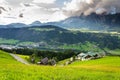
0,50 -> 120,80
0,25 -> 120,50
69,56 -> 120,71
0,50 -> 21,64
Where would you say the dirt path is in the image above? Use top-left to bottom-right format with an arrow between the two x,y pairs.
9,53 -> 30,65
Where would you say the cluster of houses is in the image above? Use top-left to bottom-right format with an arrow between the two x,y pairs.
31,57 -> 56,66
40,57 -> 56,66
31,51 -> 106,66
76,52 -> 106,61
65,52 -> 106,65
0,45 -> 23,50
0,42 -> 47,50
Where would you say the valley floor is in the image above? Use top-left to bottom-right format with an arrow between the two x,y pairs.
0,50 -> 120,80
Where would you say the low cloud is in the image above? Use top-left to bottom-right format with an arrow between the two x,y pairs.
2,0 -> 120,24
32,0 -> 56,4
63,0 -> 120,17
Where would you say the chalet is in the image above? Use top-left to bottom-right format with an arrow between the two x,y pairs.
81,54 -> 93,61
76,53 -> 87,60
40,57 -> 49,65
76,52 -> 104,61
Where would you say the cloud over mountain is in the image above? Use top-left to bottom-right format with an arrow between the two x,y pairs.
63,0 -> 120,17
1,0 -> 120,24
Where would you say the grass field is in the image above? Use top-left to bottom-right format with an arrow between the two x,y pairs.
0,38 -> 19,45
107,49 -> 120,55
0,50 -> 120,80
17,54 -> 30,62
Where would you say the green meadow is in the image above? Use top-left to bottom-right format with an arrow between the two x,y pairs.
0,50 -> 120,80
0,38 -> 19,45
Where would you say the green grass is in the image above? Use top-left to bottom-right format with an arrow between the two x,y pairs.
69,29 -> 120,34
69,56 -> 120,71
17,41 -> 35,45
108,49 -> 120,55
59,42 -> 102,52
0,51 -> 21,64
29,28 -> 55,31
0,50 -> 120,80
17,54 -> 30,62
57,58 -> 70,65
0,38 -> 19,45
17,54 -> 41,63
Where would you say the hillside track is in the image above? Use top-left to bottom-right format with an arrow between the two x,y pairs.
9,53 -> 29,65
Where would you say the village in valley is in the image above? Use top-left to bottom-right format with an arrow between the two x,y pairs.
0,0 -> 120,79
30,51 -> 106,66
0,44 -> 106,66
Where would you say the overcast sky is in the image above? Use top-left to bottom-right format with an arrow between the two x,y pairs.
0,0 -> 71,24
0,0 -> 119,24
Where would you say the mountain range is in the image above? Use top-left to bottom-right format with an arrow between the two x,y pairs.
0,13 -> 120,31
45,13 -> 120,31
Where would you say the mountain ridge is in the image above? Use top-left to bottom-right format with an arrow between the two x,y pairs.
0,13 -> 120,31
45,13 -> 120,30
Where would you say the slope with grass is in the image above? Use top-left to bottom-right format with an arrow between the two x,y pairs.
0,50 -> 120,80
0,25 -> 120,50
9,53 -> 29,65
69,56 -> 120,72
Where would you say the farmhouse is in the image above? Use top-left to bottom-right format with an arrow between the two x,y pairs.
76,53 -> 87,60
40,57 -> 49,65
76,52 -> 104,61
